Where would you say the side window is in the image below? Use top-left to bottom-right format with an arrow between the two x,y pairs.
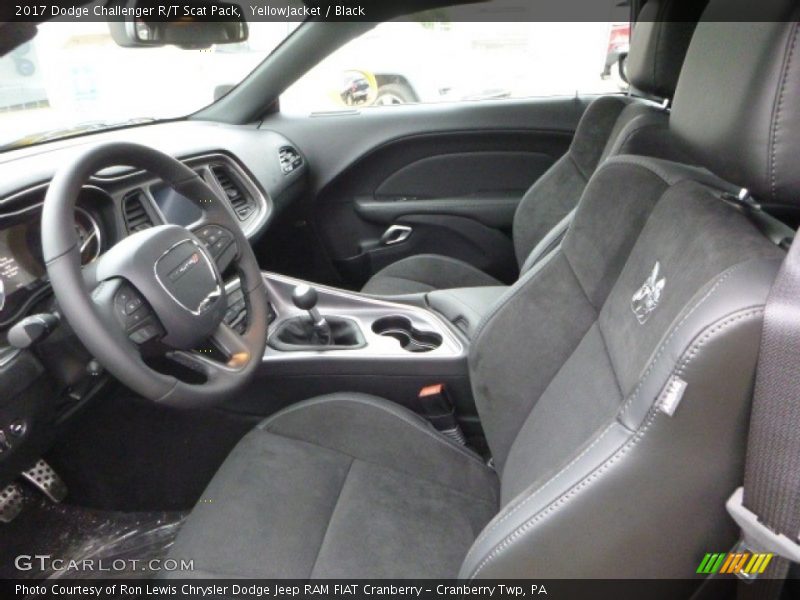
281,21 -> 630,114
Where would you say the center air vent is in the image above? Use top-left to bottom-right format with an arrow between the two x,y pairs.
122,191 -> 154,233
210,165 -> 256,221
278,146 -> 303,175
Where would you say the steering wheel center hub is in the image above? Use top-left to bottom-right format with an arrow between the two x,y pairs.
93,224 -> 227,350
155,239 -> 223,316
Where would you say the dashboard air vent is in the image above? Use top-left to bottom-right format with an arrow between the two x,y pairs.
210,165 -> 255,221
278,146 -> 303,175
122,191 -> 154,233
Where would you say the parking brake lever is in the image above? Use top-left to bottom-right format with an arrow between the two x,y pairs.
291,285 -> 332,344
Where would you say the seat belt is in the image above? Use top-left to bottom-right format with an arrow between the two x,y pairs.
725,221 -> 800,598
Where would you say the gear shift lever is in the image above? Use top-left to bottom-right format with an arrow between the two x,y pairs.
292,284 -> 332,343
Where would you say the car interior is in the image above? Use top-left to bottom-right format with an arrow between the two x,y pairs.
1,0 -> 800,592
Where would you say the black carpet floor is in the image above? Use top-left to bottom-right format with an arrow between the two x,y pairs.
0,487 -> 185,579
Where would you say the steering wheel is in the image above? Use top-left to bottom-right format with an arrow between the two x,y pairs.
41,142 -> 269,407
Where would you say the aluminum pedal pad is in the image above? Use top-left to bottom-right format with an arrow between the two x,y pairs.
0,483 -> 25,523
21,459 -> 67,503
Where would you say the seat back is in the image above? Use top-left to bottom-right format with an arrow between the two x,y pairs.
463,3 -> 800,579
511,0 -> 704,273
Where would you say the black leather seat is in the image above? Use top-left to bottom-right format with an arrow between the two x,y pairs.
168,394 -> 497,578
168,1 -> 800,579
360,0 -> 702,296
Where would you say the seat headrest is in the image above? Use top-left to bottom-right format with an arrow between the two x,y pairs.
671,0 -> 800,205
626,0 -> 708,99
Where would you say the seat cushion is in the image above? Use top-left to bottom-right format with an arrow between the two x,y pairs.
166,394 -> 498,578
361,254 -> 503,296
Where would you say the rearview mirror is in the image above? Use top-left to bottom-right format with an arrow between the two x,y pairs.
107,1 -> 248,50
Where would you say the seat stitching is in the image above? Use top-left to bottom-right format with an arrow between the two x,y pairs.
468,259 -> 766,569
309,457 -> 354,578
259,395 -> 488,466
467,308 -> 764,578
565,152 -> 591,182
497,151 -> 675,339
471,246 -> 560,344
470,252 -> 597,470
462,421 -> 616,567
651,1 -> 668,96
519,210 -> 574,275
596,323 -> 625,400
562,245 -> 598,313
769,22 -> 799,201
466,261 -> 757,567
618,261 -> 746,420
258,429 -> 497,507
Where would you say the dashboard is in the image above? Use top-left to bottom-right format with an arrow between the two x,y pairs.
0,120 -> 308,482
0,122 -> 306,332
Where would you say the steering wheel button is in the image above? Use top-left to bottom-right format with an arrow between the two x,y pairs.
211,238 -> 229,255
125,307 -> 149,328
129,324 -> 160,344
124,297 -> 143,315
128,329 -> 147,344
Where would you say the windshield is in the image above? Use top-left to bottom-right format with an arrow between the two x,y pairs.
0,21 -> 300,149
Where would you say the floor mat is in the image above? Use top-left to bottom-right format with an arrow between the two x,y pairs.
0,488 -> 186,579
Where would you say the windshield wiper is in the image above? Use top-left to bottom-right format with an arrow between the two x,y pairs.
0,118 -> 158,151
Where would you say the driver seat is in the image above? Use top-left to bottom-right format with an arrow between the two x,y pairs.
167,5 -> 800,579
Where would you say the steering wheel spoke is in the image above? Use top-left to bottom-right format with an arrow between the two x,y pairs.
193,223 -> 239,273
166,323 -> 252,387
209,322 -> 251,368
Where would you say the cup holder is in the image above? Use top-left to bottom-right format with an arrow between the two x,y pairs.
372,316 -> 443,353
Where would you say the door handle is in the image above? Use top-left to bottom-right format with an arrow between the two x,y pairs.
380,224 -> 413,246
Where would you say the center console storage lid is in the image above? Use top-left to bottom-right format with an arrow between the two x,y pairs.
427,286 -> 507,339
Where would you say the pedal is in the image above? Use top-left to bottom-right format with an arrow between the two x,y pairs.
0,483 -> 25,523
20,460 -> 67,503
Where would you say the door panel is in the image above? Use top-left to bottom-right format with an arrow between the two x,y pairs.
261,97 -> 589,288
355,194 -> 520,229
341,213 -> 519,286
373,151 -> 554,198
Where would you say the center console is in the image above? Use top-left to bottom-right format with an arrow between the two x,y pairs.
222,273 -> 475,429
263,273 -> 464,361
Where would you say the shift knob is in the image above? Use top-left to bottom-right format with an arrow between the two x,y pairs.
291,285 -> 331,343
292,284 -> 318,311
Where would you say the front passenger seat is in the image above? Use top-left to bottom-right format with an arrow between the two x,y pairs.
166,3 -> 800,580
361,0 -> 702,296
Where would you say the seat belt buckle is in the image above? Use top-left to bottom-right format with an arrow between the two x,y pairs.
725,487 -> 800,580
417,384 -> 466,446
